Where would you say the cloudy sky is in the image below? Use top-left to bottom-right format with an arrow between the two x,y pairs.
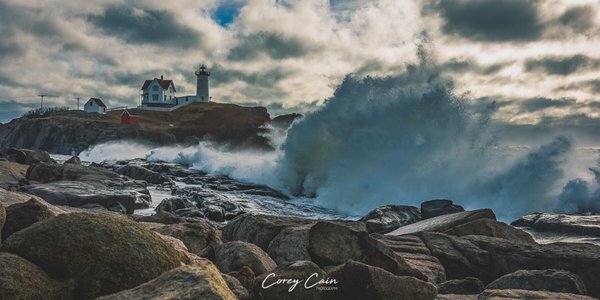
0,0 -> 599,143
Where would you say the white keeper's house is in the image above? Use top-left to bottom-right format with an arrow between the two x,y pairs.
83,98 -> 107,114
139,64 -> 211,110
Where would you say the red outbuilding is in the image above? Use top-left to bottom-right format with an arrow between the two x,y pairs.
121,110 -> 139,125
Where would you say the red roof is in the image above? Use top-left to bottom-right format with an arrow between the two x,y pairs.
121,110 -> 138,117
141,78 -> 175,92
89,98 -> 106,107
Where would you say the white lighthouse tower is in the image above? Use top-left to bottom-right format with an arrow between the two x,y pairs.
195,64 -> 210,102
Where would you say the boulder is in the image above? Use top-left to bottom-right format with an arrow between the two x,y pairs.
222,214 -> 315,250
222,274 -> 252,300
308,221 -> 427,280
173,207 -> 205,218
228,266 -> 256,291
155,197 -> 195,213
0,202 -> 4,242
479,289 -> 596,300
26,162 -> 63,183
371,234 -> 446,283
421,199 -> 464,219
387,209 -> 496,236
115,165 -> 170,184
22,181 -> 137,214
155,232 -> 205,265
486,269 -> 587,295
215,241 -> 277,275
418,232 -> 600,298
437,277 -> 484,295
1,213 -> 181,299
0,161 -> 28,188
151,220 -> 222,255
97,261 -> 237,300
267,224 -> 312,265
0,148 -> 52,164
324,260 -> 437,300
360,204 -> 421,233
512,213 -> 600,236
203,204 -> 225,222
64,156 -> 81,165
2,198 -> 56,241
132,211 -> 188,224
0,252 -> 73,300
443,218 -> 536,244
253,260 -> 327,300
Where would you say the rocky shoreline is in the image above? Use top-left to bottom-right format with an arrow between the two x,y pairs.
0,148 -> 599,299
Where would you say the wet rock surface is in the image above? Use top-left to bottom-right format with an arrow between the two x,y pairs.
2,148 -> 600,299
360,204 -> 421,233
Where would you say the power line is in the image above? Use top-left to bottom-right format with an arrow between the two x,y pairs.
0,95 -> 39,100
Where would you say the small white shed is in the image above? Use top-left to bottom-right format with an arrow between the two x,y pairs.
84,98 -> 107,114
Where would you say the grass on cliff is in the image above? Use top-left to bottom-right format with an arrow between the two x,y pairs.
27,102 -> 270,133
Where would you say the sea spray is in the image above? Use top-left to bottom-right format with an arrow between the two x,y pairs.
79,63 -> 592,220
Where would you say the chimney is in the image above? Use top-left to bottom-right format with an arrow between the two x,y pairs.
161,75 -> 163,81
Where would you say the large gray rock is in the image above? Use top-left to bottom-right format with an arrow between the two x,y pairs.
512,213 -> 600,236
479,289 -> 596,300
0,252 -> 73,300
360,204 -> 421,233
26,162 -> 63,183
267,224 -> 312,265
0,148 -> 52,164
371,234 -> 446,283
115,165 -> 170,184
215,241 -> 277,275
222,273 -> 252,300
0,203 -> 4,243
1,213 -> 181,299
444,218 -> 535,244
486,269 -> 587,295
253,260 -> 326,300
418,232 -> 600,298
155,197 -> 194,213
308,221 -> 427,280
421,199 -> 464,219
97,261 -> 237,300
22,181 -> 137,214
222,214 -> 315,250
151,220 -> 222,255
437,277 -> 484,295
324,260 -> 437,300
2,198 -> 56,241
387,209 -> 496,236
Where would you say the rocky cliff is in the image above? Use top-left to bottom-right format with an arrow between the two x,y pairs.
0,103 -> 274,155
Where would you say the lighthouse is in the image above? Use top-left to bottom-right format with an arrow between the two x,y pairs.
195,64 -> 210,102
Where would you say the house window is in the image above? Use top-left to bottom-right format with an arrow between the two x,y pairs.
164,95 -> 166,101
201,96 -> 204,101
90,102 -> 93,106
152,95 -> 158,101
152,85 -> 158,91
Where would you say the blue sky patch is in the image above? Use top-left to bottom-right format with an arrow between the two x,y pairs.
212,2 -> 243,27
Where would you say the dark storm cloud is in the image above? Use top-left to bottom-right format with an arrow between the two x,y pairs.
88,6 -> 201,48
0,2 -> 69,60
520,97 -> 576,112
558,5 -> 596,31
525,55 -> 599,76
227,32 -> 313,61
440,58 -> 507,75
555,79 -> 600,94
429,0 -> 543,42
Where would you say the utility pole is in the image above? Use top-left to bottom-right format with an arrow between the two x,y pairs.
38,94 -> 56,110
